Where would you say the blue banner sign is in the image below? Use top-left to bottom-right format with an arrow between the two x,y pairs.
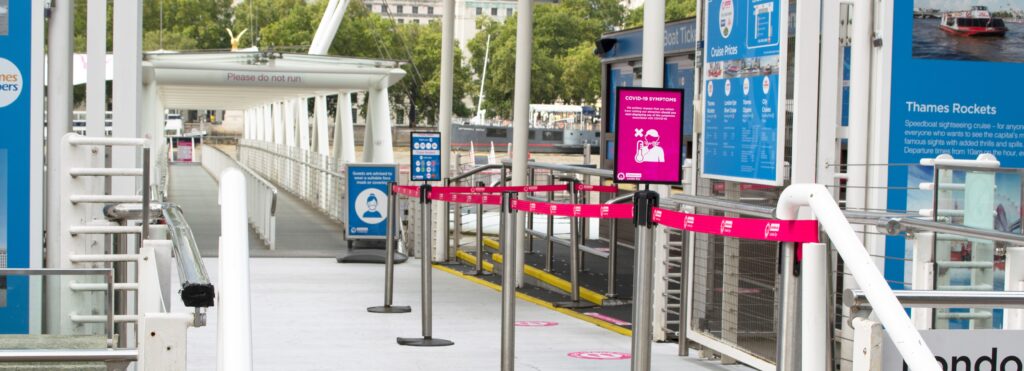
0,0 -> 38,334
410,132 -> 441,182
885,2 -> 1024,301
701,0 -> 788,185
345,164 -> 396,240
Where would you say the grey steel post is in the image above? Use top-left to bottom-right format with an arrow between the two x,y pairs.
555,180 -> 592,309
776,242 -> 798,370
631,191 -> 659,371
526,168 -> 535,254
581,144 -> 591,243
397,184 -> 453,346
369,182 -> 411,313
500,192 -> 517,371
447,177 -> 458,262
607,217 -> 618,298
471,181 -> 491,276
545,173 -> 555,272
677,230 -> 689,357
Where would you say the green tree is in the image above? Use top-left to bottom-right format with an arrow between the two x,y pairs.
143,0 -> 235,50
624,0 -> 697,27
558,42 -> 601,104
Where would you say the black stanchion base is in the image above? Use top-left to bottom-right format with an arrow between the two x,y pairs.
396,336 -> 454,347
554,300 -> 596,309
367,305 -> 412,314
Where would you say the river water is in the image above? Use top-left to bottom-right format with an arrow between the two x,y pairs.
913,18 -> 1024,63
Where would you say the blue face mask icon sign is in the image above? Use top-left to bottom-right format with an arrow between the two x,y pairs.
354,188 -> 388,225
363,194 -> 382,219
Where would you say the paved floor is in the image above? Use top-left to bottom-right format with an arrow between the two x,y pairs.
172,257 -> 751,371
168,164 -> 348,258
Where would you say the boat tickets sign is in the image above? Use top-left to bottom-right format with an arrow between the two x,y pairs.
613,87 -> 685,185
701,0 -> 788,185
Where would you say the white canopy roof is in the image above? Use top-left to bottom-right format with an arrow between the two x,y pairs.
143,52 -> 407,110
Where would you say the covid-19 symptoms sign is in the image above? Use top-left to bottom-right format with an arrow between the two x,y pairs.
613,87 -> 685,185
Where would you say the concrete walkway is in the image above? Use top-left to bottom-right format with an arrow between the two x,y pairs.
168,164 -> 347,258
172,257 -> 752,371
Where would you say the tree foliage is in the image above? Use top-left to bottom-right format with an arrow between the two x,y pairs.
624,0 -> 697,28
466,0 -> 625,118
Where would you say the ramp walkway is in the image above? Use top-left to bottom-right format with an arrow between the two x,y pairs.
168,163 -> 348,258
172,257 -> 753,371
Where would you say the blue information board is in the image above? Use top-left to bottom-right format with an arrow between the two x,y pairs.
701,0 -> 787,185
884,2 -> 1024,297
0,0 -> 38,334
345,164 -> 397,240
410,132 -> 441,182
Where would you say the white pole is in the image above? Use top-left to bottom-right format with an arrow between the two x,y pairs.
284,99 -> 297,148
847,0 -> 872,245
85,0 -> 106,138
368,84 -> 395,163
335,92 -> 356,163
217,168 -> 253,371
476,34 -> 491,121
802,242 -> 829,370
309,0 -> 340,53
274,102 -> 285,145
640,0 -> 668,342
510,0 -> 535,286
434,0 -> 457,260
315,96 -> 330,154
45,0 -> 75,333
112,0 -> 142,213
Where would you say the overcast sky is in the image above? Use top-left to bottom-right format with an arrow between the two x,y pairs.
916,0 -> 1024,11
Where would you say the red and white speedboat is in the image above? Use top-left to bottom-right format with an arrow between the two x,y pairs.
940,6 -> 1008,37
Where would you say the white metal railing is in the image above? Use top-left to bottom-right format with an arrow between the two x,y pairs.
238,139 -> 343,222
217,168 -> 253,370
201,144 -> 278,250
776,184 -> 939,371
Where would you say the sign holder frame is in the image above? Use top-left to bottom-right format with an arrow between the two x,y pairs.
342,163 -> 398,242
612,86 -> 687,186
409,131 -> 443,182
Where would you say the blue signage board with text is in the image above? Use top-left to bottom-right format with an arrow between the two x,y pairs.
345,164 -> 397,240
701,0 -> 788,185
410,132 -> 442,182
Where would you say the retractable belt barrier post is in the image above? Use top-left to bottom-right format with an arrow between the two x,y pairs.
471,181 -> 491,276
367,182 -> 412,314
555,179 -> 592,309
630,191 -> 659,371
500,192 -> 517,371
397,184 -> 454,347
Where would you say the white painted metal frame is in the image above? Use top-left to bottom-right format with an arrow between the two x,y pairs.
217,168 -> 254,371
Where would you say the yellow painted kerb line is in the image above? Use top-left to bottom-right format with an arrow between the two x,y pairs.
433,263 -> 632,337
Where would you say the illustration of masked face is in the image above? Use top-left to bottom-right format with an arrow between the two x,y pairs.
644,134 -> 660,148
367,199 -> 378,211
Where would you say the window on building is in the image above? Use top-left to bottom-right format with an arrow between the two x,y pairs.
398,18 -> 404,23
506,8 -> 512,16
413,6 -> 418,13
428,6 -> 434,14
476,7 -> 482,15
490,7 -> 497,15
397,5 -> 404,13
381,4 -> 388,12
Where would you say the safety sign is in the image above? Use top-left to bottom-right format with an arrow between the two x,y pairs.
344,163 -> 397,240
410,131 -> 442,182
613,87 -> 685,184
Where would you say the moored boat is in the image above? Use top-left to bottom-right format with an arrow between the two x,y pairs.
940,6 -> 1008,37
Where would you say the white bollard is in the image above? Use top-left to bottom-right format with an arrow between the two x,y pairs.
218,168 -> 253,371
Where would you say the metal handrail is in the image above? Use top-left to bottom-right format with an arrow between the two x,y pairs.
449,164 -> 503,182
0,349 -> 137,362
207,145 -> 278,215
878,217 -> 1024,246
666,194 -> 776,219
163,204 -> 216,308
500,159 -> 613,178
238,141 -> 343,178
845,289 -> 1024,309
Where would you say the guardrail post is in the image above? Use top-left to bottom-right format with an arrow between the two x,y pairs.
851,316 -> 882,371
368,182 -> 411,314
607,216 -> 618,298
472,182 -> 491,276
398,184 -> 453,347
446,177 -> 455,262
776,242 -> 799,371
631,190 -> 658,371
217,168 -> 252,370
500,191 -> 518,371
545,173 -> 555,272
556,179 -> 591,309
801,243 -> 829,370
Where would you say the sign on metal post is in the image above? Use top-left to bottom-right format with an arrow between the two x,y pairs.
701,0 -> 788,185
0,0 -> 42,334
612,87 -> 685,184
410,131 -> 442,182
883,330 -> 1024,370
344,164 -> 397,240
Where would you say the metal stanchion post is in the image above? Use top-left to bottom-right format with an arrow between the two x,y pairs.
607,218 -> 618,298
471,182 -> 491,276
545,173 -> 555,272
555,180 -> 593,309
776,242 -> 798,370
500,192 -> 517,371
397,184 -> 454,347
630,190 -> 658,371
527,168 -> 535,254
448,178 -> 459,262
368,182 -> 412,314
